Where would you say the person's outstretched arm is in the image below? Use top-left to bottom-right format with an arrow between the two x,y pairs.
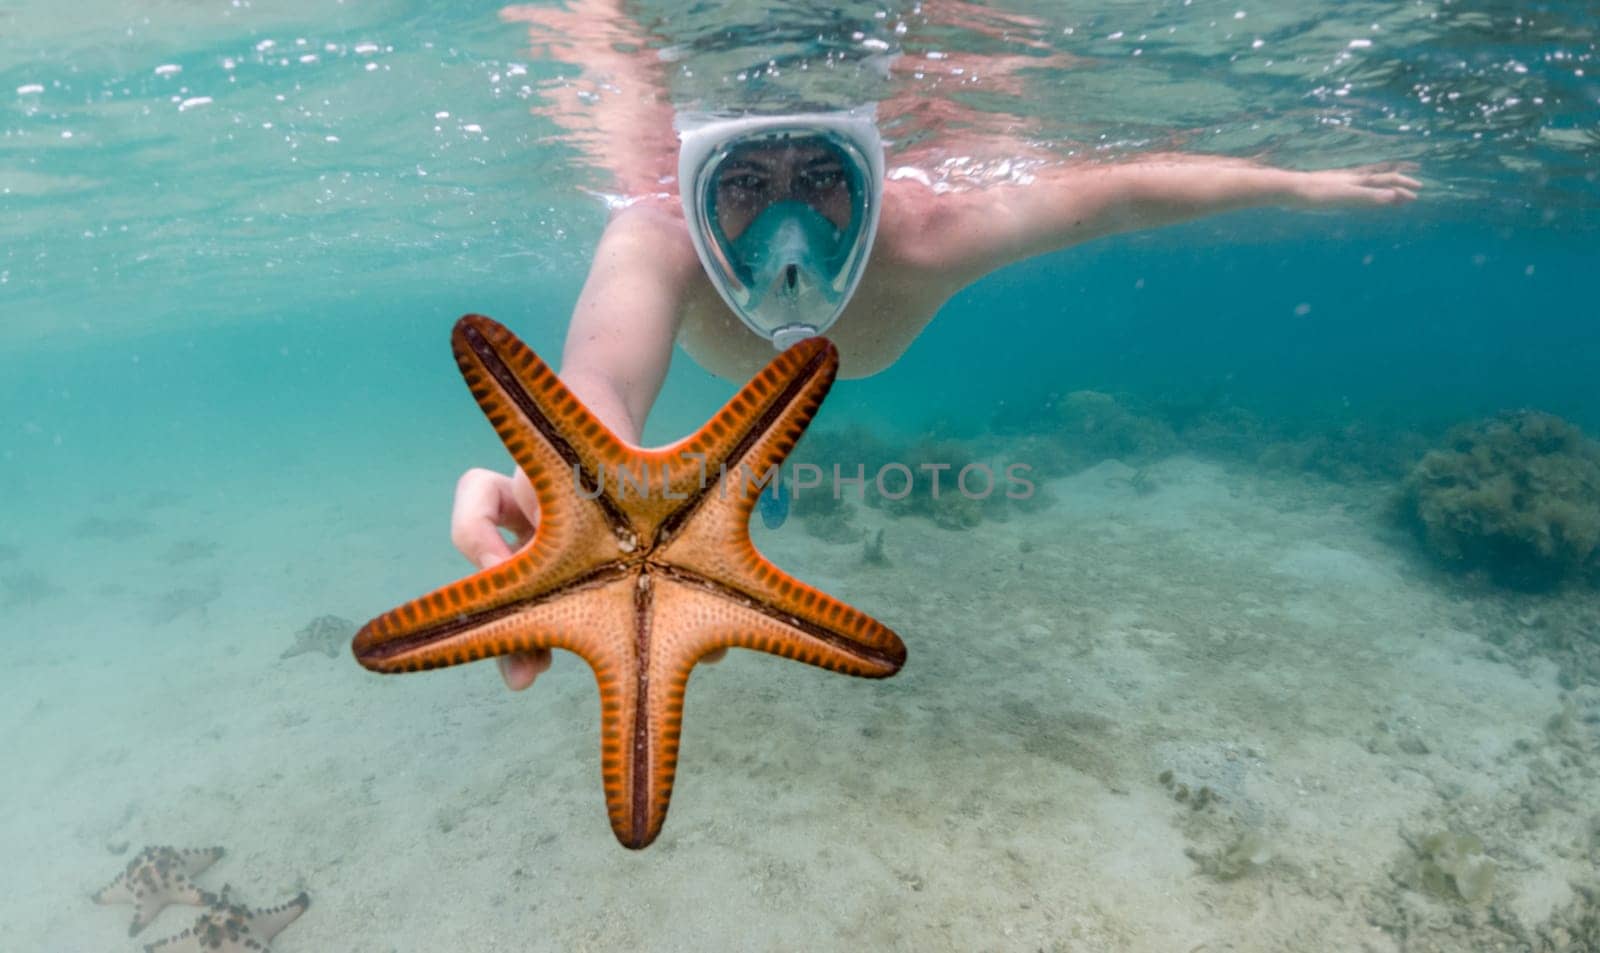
450,201 -> 704,690
500,0 -> 679,199
908,155 -> 1421,282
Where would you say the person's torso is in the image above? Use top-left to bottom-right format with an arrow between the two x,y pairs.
676,181 -> 959,381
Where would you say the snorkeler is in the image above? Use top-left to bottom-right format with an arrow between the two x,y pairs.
454,2 -> 1422,690
449,98 -> 1420,691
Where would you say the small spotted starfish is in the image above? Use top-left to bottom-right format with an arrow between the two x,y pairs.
279,614 -> 355,660
142,887 -> 310,953
92,846 -> 224,935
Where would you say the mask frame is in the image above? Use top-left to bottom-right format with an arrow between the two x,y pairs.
678,109 -> 884,349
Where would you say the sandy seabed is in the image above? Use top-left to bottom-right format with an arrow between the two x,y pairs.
4,454 -> 1598,952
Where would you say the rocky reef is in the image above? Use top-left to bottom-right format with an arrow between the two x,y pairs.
1256,421 -> 1431,484
786,426 -> 1041,537
1398,410 -> 1600,590
1054,390 -> 1177,468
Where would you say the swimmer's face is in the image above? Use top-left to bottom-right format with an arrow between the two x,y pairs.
713,141 -> 853,240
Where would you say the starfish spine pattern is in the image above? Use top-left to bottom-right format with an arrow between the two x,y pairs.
353,314 -> 906,848
92,846 -> 224,935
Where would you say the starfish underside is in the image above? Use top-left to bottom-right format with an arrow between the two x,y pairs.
353,314 -> 906,848
92,846 -> 224,936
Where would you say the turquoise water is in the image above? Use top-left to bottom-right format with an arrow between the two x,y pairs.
5,2 -> 1600,951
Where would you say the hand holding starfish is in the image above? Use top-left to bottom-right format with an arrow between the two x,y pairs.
452,467 -> 729,692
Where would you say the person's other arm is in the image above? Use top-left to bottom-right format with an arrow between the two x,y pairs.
557,202 -> 700,444
913,156 -> 1421,281
451,202 -> 702,689
500,0 -> 678,199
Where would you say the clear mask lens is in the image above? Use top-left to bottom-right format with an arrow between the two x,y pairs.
682,118 -> 881,348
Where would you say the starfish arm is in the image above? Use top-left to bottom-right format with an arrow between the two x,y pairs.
143,891 -> 307,953
90,876 -> 134,905
142,927 -> 270,953
245,893 -> 310,944
93,847 -> 226,935
646,336 -> 905,674
354,572 -> 639,674
588,571 -> 730,850
667,335 -> 836,477
651,336 -> 837,547
452,313 -> 663,545
142,930 -> 208,952
598,569 -> 901,850
128,878 -> 213,935
140,916 -> 221,953
174,846 -> 224,879
658,560 -> 904,676
597,650 -> 690,850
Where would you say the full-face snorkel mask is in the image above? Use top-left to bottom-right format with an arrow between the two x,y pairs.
678,109 -> 884,350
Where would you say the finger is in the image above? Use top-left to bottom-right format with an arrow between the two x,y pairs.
1366,172 -> 1422,190
508,471 -> 541,539
495,475 -> 537,542
1355,160 -> 1419,175
452,468 -> 517,569
1337,183 -> 1413,206
1366,187 -> 1415,206
498,650 -> 553,691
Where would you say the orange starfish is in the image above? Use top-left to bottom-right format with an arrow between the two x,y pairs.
353,315 -> 906,849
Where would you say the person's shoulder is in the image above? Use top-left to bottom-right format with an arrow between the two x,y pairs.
598,198 -> 697,264
880,178 -> 960,237
875,179 -> 995,273
607,195 -> 686,234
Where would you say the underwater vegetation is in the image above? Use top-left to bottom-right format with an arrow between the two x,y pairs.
784,429 -> 876,542
791,486 -> 867,543
1053,390 -> 1178,467
1255,421 -> 1432,484
1186,829 -> 1274,882
861,528 -> 889,566
786,426 -> 1036,538
1398,410 -> 1600,591
874,436 -> 991,530
1412,830 -> 1497,905
789,424 -> 896,479
990,385 -> 1431,484
992,389 -> 1600,595
797,394 -> 1600,611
